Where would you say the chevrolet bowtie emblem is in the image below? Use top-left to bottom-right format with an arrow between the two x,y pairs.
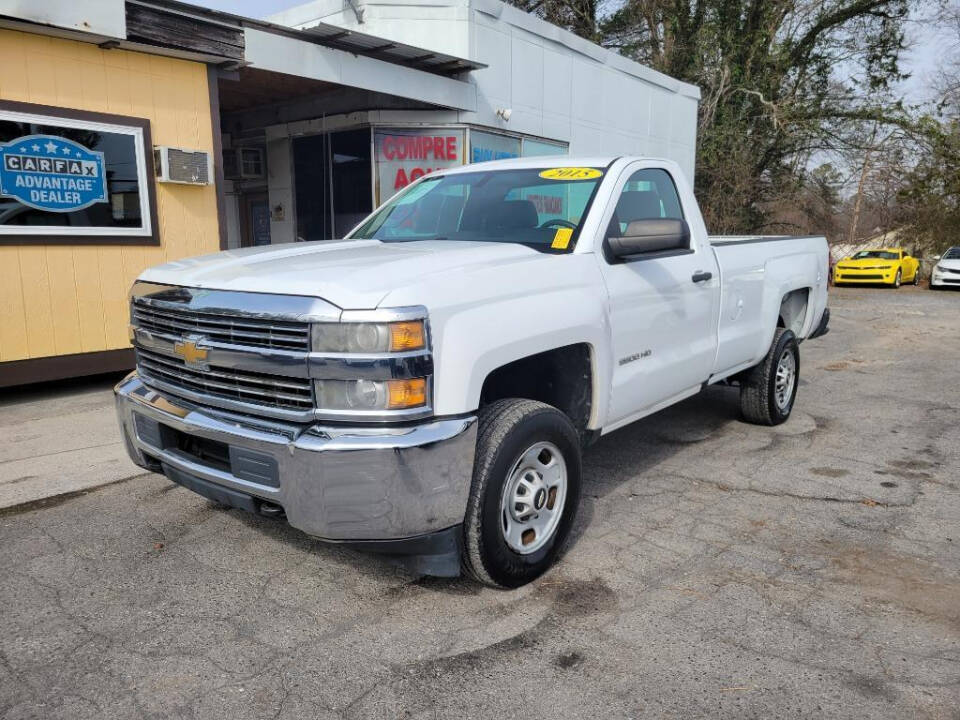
173,336 -> 209,369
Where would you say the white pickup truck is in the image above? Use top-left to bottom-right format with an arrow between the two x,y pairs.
116,157 -> 829,587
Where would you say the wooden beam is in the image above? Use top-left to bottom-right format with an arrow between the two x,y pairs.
126,4 -> 244,61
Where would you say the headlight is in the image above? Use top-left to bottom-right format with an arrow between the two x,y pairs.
314,378 -> 427,411
312,320 -> 426,353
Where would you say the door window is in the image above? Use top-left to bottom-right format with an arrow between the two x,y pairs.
609,168 -> 684,237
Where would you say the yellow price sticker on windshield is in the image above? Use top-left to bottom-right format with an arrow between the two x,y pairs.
539,167 -> 603,181
551,227 -> 573,250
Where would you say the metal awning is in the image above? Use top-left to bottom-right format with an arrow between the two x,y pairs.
136,0 -> 485,77
296,23 -> 485,75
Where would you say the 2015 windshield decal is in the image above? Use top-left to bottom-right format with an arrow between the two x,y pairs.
0,134 -> 107,213
539,167 -> 603,181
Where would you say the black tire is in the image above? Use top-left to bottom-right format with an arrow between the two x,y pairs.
739,328 -> 800,426
892,269 -> 901,288
462,398 -> 582,588
912,267 -> 920,285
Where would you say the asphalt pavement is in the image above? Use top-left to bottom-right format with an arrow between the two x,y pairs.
1,285 -> 958,719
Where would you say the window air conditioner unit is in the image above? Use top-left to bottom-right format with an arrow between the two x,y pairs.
224,147 -> 265,180
154,146 -> 213,185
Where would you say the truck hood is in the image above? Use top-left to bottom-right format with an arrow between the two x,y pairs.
138,239 -> 544,309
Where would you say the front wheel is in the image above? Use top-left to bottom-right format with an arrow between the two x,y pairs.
463,399 -> 582,588
892,269 -> 902,288
740,328 -> 800,426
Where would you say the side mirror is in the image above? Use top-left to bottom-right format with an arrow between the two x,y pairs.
607,218 -> 690,259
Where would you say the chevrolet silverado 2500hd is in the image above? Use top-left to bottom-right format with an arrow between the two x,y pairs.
116,157 -> 829,587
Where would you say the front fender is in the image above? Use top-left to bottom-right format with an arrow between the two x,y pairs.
387,254 -> 612,427
432,287 -> 610,427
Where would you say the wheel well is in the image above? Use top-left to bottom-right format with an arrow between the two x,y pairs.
779,288 -> 810,336
479,344 -> 593,432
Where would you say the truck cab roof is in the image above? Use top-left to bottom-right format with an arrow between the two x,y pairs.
438,155 -> 677,175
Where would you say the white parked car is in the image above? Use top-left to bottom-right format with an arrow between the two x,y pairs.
930,247 -> 960,289
116,157 -> 829,587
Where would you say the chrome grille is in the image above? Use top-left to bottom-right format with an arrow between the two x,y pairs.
132,299 -> 310,351
136,348 -> 314,412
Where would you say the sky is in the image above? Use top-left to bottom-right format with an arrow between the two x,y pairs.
188,0 -> 954,105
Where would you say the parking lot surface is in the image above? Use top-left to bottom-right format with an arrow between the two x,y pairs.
1,286 -> 958,719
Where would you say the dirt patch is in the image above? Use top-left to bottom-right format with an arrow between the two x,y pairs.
875,468 -> 933,481
887,459 -> 935,470
0,475 -> 141,517
810,467 -> 850,478
823,362 -> 849,371
416,578 -> 616,675
553,651 -> 585,669
826,546 -> 960,630
844,674 -> 899,702
0,475 -> 38,486
552,577 -> 619,619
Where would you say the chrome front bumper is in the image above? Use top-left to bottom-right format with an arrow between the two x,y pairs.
115,373 -> 477,542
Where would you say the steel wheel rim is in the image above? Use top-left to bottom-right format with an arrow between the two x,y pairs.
774,349 -> 796,411
500,441 -> 567,555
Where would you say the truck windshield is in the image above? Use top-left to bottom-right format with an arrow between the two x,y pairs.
350,167 -> 605,251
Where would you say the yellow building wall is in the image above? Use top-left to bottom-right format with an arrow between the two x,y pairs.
0,29 -> 220,363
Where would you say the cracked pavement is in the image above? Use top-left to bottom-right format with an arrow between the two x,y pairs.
1,285 -> 958,719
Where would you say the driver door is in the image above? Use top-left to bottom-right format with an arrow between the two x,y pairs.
597,164 -> 719,426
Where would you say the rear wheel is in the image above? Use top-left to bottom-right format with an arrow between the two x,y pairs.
740,328 -> 799,426
463,399 -> 581,588
912,267 -> 921,285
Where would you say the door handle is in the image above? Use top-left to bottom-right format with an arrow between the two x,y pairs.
691,270 -> 713,283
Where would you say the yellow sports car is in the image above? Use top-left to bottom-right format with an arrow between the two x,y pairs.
833,248 -> 921,288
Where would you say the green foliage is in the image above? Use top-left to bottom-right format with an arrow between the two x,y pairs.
897,118 -> 960,253
511,0 -> 914,233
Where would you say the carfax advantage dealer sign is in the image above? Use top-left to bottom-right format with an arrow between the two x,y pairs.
0,133 -> 107,212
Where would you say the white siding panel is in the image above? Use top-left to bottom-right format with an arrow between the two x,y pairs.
541,111 -> 571,144
571,60 -> 603,123
648,87 -> 674,141
472,23 -> 512,108
541,48 -> 572,116
510,36 -> 543,112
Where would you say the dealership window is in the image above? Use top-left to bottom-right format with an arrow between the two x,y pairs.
331,129 -> 372,237
521,138 -> 568,157
293,129 -> 374,241
0,101 -> 156,244
293,133 -> 331,242
374,128 -> 465,205
470,131 -> 520,164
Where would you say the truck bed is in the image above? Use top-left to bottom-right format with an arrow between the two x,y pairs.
709,235 -> 825,246
708,234 -> 829,380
